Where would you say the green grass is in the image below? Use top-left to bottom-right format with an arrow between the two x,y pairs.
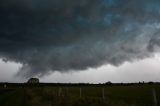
0,84 -> 160,106
0,89 -> 25,106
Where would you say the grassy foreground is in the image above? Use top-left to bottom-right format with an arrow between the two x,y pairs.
0,83 -> 160,106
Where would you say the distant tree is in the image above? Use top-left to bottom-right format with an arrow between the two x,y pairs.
148,81 -> 154,85
138,81 -> 142,84
27,78 -> 39,84
105,81 -> 112,85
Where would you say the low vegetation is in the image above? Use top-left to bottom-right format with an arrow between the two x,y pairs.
0,83 -> 160,106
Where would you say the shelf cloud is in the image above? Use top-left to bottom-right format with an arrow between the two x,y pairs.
0,0 -> 160,77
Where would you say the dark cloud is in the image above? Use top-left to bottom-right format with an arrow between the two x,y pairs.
0,0 -> 160,77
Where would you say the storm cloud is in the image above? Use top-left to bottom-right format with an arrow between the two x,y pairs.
0,0 -> 160,77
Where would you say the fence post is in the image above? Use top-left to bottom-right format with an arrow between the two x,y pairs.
152,88 -> 158,106
4,84 -> 7,89
59,88 -> 62,96
102,88 -> 105,100
80,88 -> 82,98
24,88 -> 26,106
66,87 -> 68,96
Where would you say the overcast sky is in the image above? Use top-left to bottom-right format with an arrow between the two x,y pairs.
0,0 -> 160,83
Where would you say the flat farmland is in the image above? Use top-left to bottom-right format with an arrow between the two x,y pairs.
0,84 -> 160,106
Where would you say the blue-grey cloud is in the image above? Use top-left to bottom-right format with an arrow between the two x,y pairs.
0,0 -> 160,77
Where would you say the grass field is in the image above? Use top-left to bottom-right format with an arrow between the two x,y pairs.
0,83 -> 160,106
